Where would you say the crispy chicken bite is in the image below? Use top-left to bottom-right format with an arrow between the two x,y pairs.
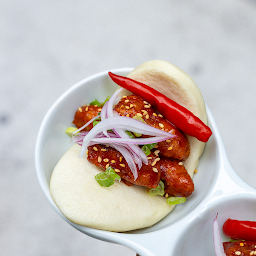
114,95 -> 190,161
87,144 -> 161,188
160,159 -> 194,197
73,105 -> 102,131
87,145 -> 194,197
223,241 -> 256,256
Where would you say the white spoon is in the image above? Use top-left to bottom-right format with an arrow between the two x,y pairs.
35,68 -> 256,256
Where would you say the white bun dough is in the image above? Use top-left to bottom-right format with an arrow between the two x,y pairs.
50,144 -> 174,232
126,60 -> 208,177
50,60 -> 207,232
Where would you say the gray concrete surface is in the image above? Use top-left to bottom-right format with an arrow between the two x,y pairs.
1,0 -> 256,255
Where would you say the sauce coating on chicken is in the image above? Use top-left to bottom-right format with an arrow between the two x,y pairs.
223,241 -> 256,256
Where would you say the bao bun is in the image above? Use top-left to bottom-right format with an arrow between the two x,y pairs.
50,60 -> 207,232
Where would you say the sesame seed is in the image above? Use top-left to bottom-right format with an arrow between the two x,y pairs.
165,193 -> 169,198
178,162 -> 183,165
250,252 -> 254,256
146,114 -> 149,119
78,107 -> 82,112
235,251 -> 241,255
147,157 -> 153,159
105,164 -> 109,168
125,106 -> 130,109
142,110 -> 148,115
85,106 -> 89,111
120,105 -> 124,108
166,139 -> 171,142
125,99 -> 129,103
93,146 -> 98,151
101,148 -> 107,151
168,146 -> 173,150
154,150 -> 160,156
115,169 -> 120,172
239,243 -> 244,247
119,156 -> 122,162
144,105 -> 151,108
98,156 -> 102,163
158,114 -> 163,117
159,123 -> 164,128
111,160 -> 116,163
151,158 -> 160,166
153,113 -> 157,116
143,101 -> 149,104
137,113 -> 143,117
126,114 -> 130,117
94,105 -> 98,107
122,96 -> 127,98
130,104 -> 134,108
103,158 -> 109,162
119,164 -> 125,167
194,169 -> 198,174
98,108 -> 102,112
153,168 -> 158,172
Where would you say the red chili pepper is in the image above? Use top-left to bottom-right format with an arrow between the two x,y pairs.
223,218 -> 256,241
108,72 -> 212,142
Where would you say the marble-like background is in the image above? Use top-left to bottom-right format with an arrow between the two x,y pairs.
1,0 -> 256,255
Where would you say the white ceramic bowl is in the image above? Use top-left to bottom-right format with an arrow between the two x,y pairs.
35,68 -> 256,256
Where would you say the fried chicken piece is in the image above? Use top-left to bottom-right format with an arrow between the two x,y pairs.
73,105 -> 101,131
114,95 -> 190,161
160,158 -> 194,197
87,145 -> 194,198
87,144 -> 161,188
223,241 -> 256,256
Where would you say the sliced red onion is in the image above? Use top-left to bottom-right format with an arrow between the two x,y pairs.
109,143 -> 138,180
112,127 -> 148,166
100,100 -> 108,121
100,101 -> 109,137
213,215 -> 226,256
107,88 -> 124,118
92,136 -> 171,145
78,116 -> 175,157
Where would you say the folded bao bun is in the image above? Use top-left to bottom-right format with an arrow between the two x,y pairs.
50,60 -> 207,232
126,60 -> 208,177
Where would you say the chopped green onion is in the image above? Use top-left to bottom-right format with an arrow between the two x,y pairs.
132,115 -> 146,137
65,127 -> 78,137
90,96 -> 110,107
93,119 -> 101,127
102,96 -> 110,105
125,131 -> 135,138
95,167 -> 121,187
148,181 -> 165,196
141,143 -> 157,156
90,99 -> 101,106
167,197 -> 186,205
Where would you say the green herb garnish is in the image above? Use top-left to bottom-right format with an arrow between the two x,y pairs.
141,143 -> 157,156
148,181 -> 165,196
167,197 -> 186,205
95,167 -> 121,187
